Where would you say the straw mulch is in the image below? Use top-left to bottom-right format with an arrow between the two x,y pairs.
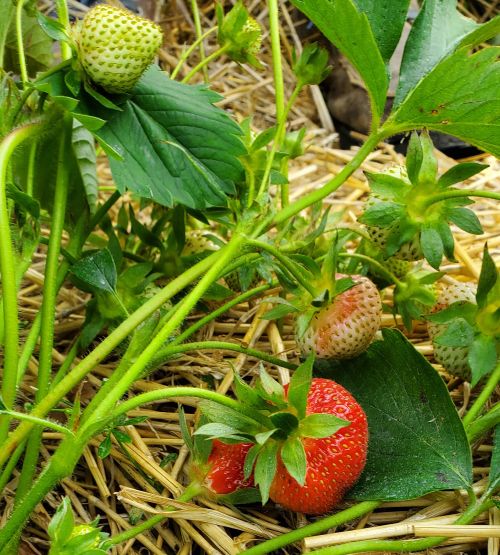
3,1 -> 500,553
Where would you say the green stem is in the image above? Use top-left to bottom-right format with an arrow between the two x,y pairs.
422,189 -> 500,209
170,27 -> 217,80
467,403 -> 500,443
189,0 -> 209,82
0,123 -> 41,443
26,140 -> 37,197
0,249 -> 222,469
462,361 -> 500,427
52,341 -> 79,385
103,482 -> 203,547
15,115 -> 71,506
309,498 -> 493,555
256,85 -> 301,203
243,501 -> 380,555
247,238 -> 318,297
173,282 -> 271,344
268,132 -> 384,231
89,189 -> 121,230
181,44 -> 230,83
267,0 -> 285,128
0,441 -> 24,498
338,252 -> 402,287
78,234 -> 247,432
15,0 -> 28,86
156,340 -> 297,370
55,0 -> 71,60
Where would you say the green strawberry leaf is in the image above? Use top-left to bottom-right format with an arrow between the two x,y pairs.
438,163 -> 488,189
420,225 -> 443,270
287,355 -> 313,420
352,0 -> 410,62
389,46 -> 500,157
434,318 -> 475,348
359,202 -> 405,228
486,425 -> 500,498
291,0 -> 388,121
426,301 -> 477,325
476,244 -> 498,309
71,249 -> 117,294
459,14 -> 500,47
366,172 -> 409,202
394,0 -> 477,107
281,437 -> 307,486
112,429 -> 132,444
316,328 -> 473,500
254,441 -> 279,504
468,334 -> 498,387
405,132 -> 422,185
300,413 -> 350,438
447,207 -> 483,235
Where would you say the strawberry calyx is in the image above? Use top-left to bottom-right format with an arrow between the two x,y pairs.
359,131 -> 488,269
194,356 -> 351,504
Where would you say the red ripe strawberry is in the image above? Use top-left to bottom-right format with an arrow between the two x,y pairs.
427,282 -> 477,378
296,274 -> 381,359
269,378 -> 368,514
205,440 -> 254,494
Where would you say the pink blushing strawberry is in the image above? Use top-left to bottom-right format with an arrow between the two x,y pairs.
296,274 -> 382,359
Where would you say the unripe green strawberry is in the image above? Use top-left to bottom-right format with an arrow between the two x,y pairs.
366,225 -> 423,261
427,282 -> 477,378
296,274 -> 382,359
73,5 -> 163,93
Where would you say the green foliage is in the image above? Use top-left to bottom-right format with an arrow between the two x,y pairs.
292,43 -> 331,86
317,329 -> 473,500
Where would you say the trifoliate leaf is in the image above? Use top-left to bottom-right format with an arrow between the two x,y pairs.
434,319 -> 475,348
300,413 -> 350,438
468,334 -> 498,387
281,437 -> 307,486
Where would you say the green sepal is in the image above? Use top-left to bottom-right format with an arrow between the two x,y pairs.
244,444 -> 262,480
406,132 -> 423,185
300,413 -> 350,438
426,301 -> 477,325
295,311 -> 316,341
358,201 -> 405,228
254,441 -> 279,504
435,220 -> 456,262
36,12 -> 69,42
468,334 -> 498,387
476,244 -> 498,309
257,366 -> 285,404
417,132 -> 438,185
217,488 -> 262,505
434,319 -> 475,348
292,42 -> 331,86
385,221 -> 419,257
365,172 -> 409,202
48,497 -> 75,545
261,297 -> 300,321
447,207 -> 483,235
198,400 -> 262,434
287,354 -> 313,419
178,407 -> 193,454
233,371 -> 271,410
281,437 -> 307,486
421,225 -> 443,270
193,423 -> 252,442
270,412 -> 299,435
250,126 -> 277,152
255,429 -> 278,445
438,162 -> 488,188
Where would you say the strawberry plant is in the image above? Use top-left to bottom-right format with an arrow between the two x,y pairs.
0,0 -> 499,553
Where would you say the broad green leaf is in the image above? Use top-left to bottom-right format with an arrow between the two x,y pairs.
421,225 -> 443,269
4,7 -> 53,76
477,244 -> 497,309
71,249 -> 117,294
94,66 -> 245,209
254,441 -> 279,504
434,319 -> 475,348
389,47 -> 500,157
281,437 -> 307,486
468,334 -> 497,386
317,329 -> 472,500
291,0 -> 388,121
300,413 -> 350,438
352,0 -> 411,62
438,163 -> 488,189
395,0 -> 477,106
72,119 -> 98,213
287,355 -> 313,419
459,14 -> 500,47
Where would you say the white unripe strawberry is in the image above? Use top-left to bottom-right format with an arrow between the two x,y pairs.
73,5 -> 163,93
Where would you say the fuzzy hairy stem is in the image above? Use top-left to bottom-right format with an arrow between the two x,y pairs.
462,361 -> 500,427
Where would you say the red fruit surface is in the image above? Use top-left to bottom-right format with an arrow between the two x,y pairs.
205,440 -> 254,494
296,274 -> 382,359
269,378 -> 368,514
